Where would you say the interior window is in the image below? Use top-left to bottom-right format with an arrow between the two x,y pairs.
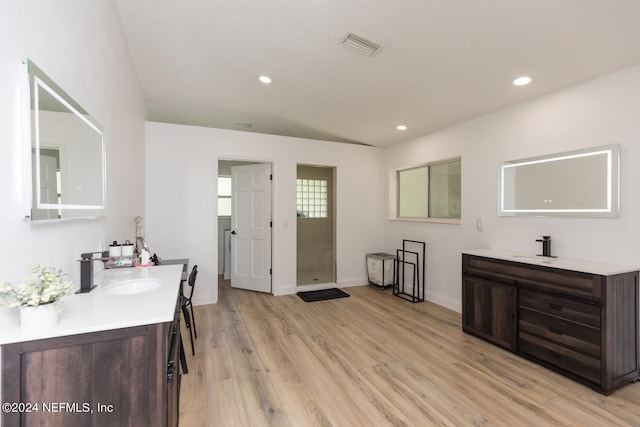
396,158 -> 461,221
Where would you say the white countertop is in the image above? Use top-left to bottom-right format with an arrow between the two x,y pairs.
0,264 -> 184,345
463,248 -> 639,276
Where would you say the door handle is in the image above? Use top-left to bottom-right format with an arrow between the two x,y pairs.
231,230 -> 237,235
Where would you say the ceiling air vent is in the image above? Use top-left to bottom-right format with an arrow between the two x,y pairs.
341,32 -> 380,57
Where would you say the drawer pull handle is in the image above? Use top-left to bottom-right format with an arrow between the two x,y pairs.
549,326 -> 563,335
548,350 -> 562,359
167,360 -> 175,380
549,303 -> 563,311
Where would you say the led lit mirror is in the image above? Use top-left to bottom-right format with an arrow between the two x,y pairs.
498,144 -> 619,217
25,59 -> 105,220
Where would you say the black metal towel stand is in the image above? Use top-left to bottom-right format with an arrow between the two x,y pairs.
394,239 -> 425,303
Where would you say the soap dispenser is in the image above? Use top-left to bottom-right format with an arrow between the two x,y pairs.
109,241 -> 122,258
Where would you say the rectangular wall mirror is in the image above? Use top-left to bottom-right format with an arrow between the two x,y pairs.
25,59 -> 106,220
498,144 -> 619,217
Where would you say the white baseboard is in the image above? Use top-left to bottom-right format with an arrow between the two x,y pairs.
426,291 -> 461,313
273,284 -> 297,296
337,279 -> 367,288
192,294 -> 215,306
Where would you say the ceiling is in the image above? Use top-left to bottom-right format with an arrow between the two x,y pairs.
114,0 -> 640,147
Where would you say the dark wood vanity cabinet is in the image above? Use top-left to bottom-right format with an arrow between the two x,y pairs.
1,301 -> 182,427
462,253 -> 639,395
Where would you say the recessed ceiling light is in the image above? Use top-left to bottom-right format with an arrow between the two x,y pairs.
396,125 -> 408,131
513,76 -> 532,86
259,75 -> 272,84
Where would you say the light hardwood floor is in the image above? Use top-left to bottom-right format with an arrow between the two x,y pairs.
179,279 -> 640,426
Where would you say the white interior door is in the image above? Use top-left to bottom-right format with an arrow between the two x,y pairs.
230,163 -> 272,293
39,153 -> 58,205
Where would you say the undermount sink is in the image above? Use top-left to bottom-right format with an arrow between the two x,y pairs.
511,254 -> 539,260
103,279 -> 163,295
511,254 -> 554,264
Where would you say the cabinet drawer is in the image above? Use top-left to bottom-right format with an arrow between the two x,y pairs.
519,332 -> 600,384
519,308 -> 600,357
519,289 -> 600,329
463,255 -> 604,300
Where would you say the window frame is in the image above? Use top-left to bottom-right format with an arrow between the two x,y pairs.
390,157 -> 461,224
217,175 -> 232,217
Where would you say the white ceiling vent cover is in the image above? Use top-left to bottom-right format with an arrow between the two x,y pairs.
341,32 -> 380,56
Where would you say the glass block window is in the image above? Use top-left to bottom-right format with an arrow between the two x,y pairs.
296,179 -> 328,218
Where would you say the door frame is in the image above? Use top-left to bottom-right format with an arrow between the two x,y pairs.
217,157 -> 274,294
295,163 -> 337,289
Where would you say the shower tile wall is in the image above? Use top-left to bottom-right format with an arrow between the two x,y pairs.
297,165 -> 335,285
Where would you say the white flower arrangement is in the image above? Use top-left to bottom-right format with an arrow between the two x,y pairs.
0,264 -> 74,308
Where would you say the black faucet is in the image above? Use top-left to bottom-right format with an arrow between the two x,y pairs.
77,251 -> 108,293
536,235 -> 556,258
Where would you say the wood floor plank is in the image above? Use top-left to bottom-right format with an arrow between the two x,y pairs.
223,304 -> 291,426
266,365 -> 334,427
179,279 -> 640,426
209,378 -> 251,427
275,332 -> 378,426
544,395 -> 634,427
357,363 -> 462,426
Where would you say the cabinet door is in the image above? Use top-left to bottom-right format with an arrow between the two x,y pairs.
463,275 -> 517,350
2,325 -> 164,427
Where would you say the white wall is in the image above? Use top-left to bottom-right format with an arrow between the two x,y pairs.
0,0 -> 145,287
145,122 -> 385,304
383,64 -> 640,312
